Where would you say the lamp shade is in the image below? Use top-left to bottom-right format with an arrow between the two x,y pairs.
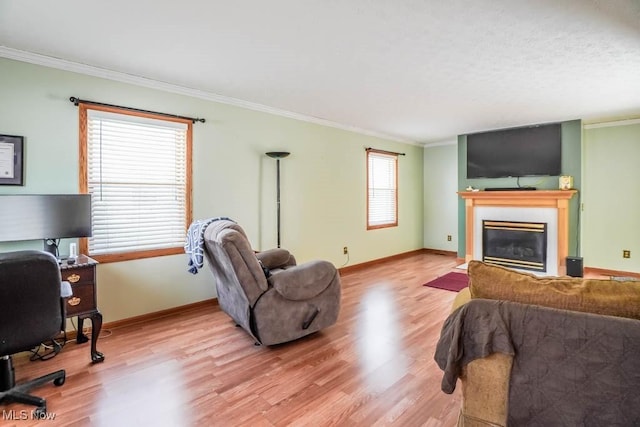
266,151 -> 290,159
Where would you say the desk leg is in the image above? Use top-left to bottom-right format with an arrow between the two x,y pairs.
77,311 -> 105,364
76,316 -> 89,344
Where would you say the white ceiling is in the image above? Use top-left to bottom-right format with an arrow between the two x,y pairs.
1,0 -> 639,144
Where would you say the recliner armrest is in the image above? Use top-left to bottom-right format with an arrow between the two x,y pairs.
256,248 -> 296,269
269,260 -> 337,300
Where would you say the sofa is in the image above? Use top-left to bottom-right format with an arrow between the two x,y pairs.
435,261 -> 640,426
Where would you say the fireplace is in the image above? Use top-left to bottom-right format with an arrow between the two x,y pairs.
458,190 -> 577,276
482,220 -> 547,272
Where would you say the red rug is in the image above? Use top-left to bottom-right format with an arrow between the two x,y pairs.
423,272 -> 469,292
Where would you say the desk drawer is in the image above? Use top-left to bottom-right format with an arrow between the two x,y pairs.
66,283 -> 96,316
61,266 -> 94,285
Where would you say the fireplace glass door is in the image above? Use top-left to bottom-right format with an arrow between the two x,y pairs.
482,220 -> 547,272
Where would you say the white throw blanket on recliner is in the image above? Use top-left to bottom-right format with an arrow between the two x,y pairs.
185,217 -> 234,274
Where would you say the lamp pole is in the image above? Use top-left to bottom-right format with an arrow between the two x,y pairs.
266,152 -> 290,248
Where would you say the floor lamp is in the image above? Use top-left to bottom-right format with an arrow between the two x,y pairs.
266,151 -> 290,248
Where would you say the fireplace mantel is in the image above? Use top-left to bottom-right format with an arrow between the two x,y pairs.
458,190 -> 577,272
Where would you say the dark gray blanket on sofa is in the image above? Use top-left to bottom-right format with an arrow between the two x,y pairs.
435,299 -> 640,426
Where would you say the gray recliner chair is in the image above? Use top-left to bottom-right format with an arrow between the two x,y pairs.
203,220 -> 341,346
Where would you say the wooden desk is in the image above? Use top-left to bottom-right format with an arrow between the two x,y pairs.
60,255 -> 104,363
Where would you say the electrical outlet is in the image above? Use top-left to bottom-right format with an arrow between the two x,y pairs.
623,250 -> 631,259
343,246 -> 348,255
447,235 -> 452,242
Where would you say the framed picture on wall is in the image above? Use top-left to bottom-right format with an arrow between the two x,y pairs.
0,134 -> 24,186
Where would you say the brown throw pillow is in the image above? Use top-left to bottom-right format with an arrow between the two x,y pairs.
468,260 -> 640,320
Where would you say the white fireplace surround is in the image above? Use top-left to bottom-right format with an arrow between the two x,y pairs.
459,190 -> 577,277
474,207 -> 558,276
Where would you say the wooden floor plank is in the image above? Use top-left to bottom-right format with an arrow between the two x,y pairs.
7,252 -> 464,426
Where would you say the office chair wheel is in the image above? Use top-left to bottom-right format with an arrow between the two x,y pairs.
53,373 -> 66,386
33,406 -> 47,418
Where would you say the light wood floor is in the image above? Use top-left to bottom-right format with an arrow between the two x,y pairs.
9,252 -> 463,426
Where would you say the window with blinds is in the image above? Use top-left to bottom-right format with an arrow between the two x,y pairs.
367,150 -> 398,229
79,105 -> 192,262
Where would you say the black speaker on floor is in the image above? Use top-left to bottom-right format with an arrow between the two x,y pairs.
566,256 -> 584,277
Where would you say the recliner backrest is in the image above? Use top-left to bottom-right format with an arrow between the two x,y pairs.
203,220 -> 268,307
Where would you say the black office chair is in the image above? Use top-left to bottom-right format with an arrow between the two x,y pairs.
0,250 -> 66,415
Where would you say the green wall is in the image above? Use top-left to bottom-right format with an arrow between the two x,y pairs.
423,142 -> 458,252
582,122 -> 640,272
0,58 -> 424,323
456,120 -> 582,258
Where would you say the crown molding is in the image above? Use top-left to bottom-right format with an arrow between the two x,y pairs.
583,118 -> 640,129
0,46 -> 417,145
422,139 -> 457,148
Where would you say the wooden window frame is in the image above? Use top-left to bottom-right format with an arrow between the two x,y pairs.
78,104 -> 193,263
366,149 -> 398,230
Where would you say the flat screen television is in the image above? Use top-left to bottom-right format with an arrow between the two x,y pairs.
466,123 -> 562,179
0,194 -> 92,256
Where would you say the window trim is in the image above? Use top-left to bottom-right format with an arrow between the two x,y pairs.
78,104 -> 193,263
366,149 -> 398,230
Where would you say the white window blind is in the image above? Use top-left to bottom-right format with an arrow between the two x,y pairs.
367,151 -> 398,228
86,109 -> 188,256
